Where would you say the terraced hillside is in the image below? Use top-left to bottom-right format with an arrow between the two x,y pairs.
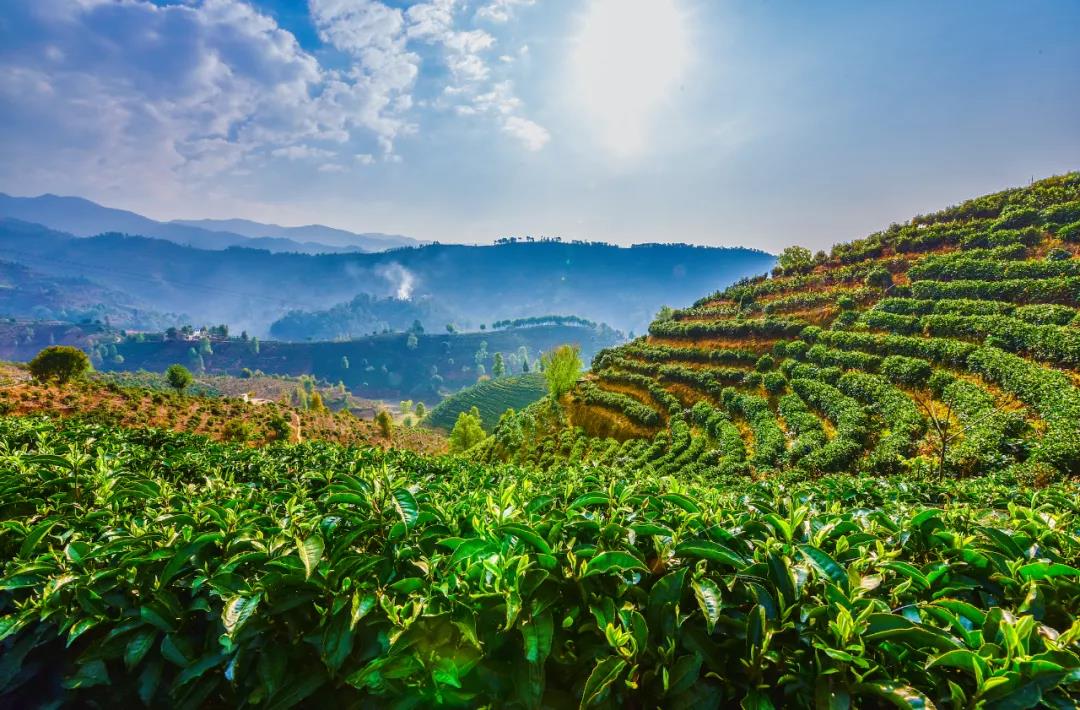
483,174 -> 1080,478
426,373 -> 547,431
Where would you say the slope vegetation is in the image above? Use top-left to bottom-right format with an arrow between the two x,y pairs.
0,363 -> 444,453
484,173 -> 1080,478
426,373 -> 547,430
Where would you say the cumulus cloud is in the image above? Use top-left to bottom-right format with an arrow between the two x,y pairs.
476,0 -> 536,24
503,115 -> 550,151
0,0 -> 547,203
0,0 -> 421,200
404,1 -> 548,151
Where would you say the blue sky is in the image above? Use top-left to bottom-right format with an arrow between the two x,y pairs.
0,0 -> 1078,252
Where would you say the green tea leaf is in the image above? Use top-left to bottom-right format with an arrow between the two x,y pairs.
1017,562 -> 1080,580
692,578 -> 722,633
853,682 -> 935,709
579,657 -> 627,708
584,551 -> 646,577
223,595 -> 260,637
298,534 -> 324,579
392,488 -> 419,527
799,544 -> 849,591
675,540 -> 746,568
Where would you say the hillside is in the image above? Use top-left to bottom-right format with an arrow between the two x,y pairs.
0,363 -> 444,453
107,324 -> 620,402
0,260 -> 177,329
0,221 -> 775,335
426,373 -> 547,431
482,173 -> 1080,478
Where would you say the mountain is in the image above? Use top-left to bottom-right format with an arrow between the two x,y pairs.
476,172 -> 1080,478
173,218 -> 418,251
0,257 -> 179,329
0,219 -> 776,336
0,193 -> 369,254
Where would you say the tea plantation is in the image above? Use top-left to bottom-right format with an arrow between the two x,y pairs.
2,174 -> 1080,707
1,417 -> 1078,707
481,173 -> 1080,482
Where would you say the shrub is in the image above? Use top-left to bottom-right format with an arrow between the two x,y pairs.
864,266 -> 892,290
221,418 -> 253,442
375,409 -> 394,438
762,371 -> 786,395
880,355 -> 933,387
1059,220 -> 1080,243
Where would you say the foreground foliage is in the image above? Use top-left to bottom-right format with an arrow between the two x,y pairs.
2,417 -> 1079,708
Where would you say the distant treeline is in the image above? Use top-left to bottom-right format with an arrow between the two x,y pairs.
490,315 -> 600,330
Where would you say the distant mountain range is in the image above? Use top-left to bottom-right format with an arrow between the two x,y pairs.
0,193 -> 420,255
172,218 -> 416,251
0,218 -> 776,336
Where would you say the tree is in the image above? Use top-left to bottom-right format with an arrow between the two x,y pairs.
446,323 -> 456,333
309,392 -> 326,412
375,409 -> 394,438
492,352 -> 506,378
199,337 -> 213,356
165,364 -> 193,393
410,319 -> 424,334
778,245 -> 813,273
449,409 -> 486,453
655,305 -> 675,322
29,346 -> 91,385
541,344 -> 582,400
415,402 -> 427,419
400,400 -> 413,415
406,333 -> 419,350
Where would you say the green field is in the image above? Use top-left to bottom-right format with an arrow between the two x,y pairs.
426,372 -> 548,430
2,416 -> 1078,707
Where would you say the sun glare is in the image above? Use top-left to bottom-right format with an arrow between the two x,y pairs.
570,0 -> 691,158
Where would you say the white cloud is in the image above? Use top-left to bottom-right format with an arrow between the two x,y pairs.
0,0 -> 418,201
0,0 -> 547,205
503,115 -> 550,151
476,0 -> 536,24
272,145 -> 336,160
403,0 -> 548,151
317,163 -> 347,173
